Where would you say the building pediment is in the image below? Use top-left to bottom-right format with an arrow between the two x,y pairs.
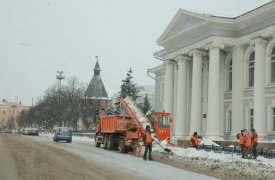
155,2 -> 275,59
157,9 -> 207,46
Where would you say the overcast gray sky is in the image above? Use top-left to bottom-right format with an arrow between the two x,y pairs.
0,0 -> 272,106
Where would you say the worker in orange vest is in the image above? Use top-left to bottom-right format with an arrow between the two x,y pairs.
143,125 -> 153,161
243,129 -> 253,159
189,132 -> 202,149
251,128 -> 259,159
237,129 -> 244,158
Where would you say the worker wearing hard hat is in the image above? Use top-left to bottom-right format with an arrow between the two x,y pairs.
143,125 -> 153,161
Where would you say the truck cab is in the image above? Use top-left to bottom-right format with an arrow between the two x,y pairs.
152,112 -> 172,141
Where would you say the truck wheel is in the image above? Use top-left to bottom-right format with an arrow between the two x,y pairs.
118,139 -> 127,153
103,135 -> 108,149
95,136 -> 101,148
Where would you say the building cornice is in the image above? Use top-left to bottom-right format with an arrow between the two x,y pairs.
156,1 -> 275,59
148,64 -> 165,76
155,23 -> 275,60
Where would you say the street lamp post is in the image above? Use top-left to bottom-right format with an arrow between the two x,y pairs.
56,71 -> 65,127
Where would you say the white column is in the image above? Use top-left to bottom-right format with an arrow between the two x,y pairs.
189,49 -> 204,134
206,43 -> 224,137
163,60 -> 174,114
202,58 -> 209,135
172,62 -> 178,137
250,37 -> 267,137
231,45 -> 244,137
175,55 -> 189,137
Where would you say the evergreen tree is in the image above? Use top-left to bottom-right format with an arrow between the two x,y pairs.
120,68 -> 139,100
140,94 -> 152,114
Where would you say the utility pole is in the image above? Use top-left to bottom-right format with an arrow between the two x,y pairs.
56,71 -> 65,127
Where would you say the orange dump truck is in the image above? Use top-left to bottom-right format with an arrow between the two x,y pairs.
94,97 -> 172,155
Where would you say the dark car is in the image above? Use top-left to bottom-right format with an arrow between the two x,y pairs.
53,127 -> 72,143
28,128 -> 39,136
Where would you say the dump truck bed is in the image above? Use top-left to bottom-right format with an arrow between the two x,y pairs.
99,115 -> 131,133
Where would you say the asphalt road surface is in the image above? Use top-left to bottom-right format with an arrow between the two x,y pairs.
0,134 -> 216,180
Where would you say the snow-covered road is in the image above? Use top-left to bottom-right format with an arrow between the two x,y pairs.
28,134 -> 217,180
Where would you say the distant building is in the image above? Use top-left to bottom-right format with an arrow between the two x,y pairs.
80,60 -> 111,130
0,101 -> 30,129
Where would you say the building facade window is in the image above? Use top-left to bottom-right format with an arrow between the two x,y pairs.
273,108 -> 275,131
249,52 -> 255,87
228,60 -> 232,90
250,109 -> 254,130
271,47 -> 275,83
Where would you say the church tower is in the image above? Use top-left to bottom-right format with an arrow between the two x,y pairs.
81,57 -> 111,129
85,59 -> 108,99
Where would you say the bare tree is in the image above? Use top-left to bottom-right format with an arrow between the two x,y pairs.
17,76 -> 86,130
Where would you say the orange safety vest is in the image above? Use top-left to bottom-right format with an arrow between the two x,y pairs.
189,135 -> 198,147
244,134 -> 252,147
145,132 -> 153,143
253,133 -> 258,143
239,134 -> 244,145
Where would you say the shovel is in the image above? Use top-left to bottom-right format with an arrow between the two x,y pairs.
154,140 -> 172,153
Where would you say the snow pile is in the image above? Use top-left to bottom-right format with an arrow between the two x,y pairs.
151,144 -> 275,179
160,139 -> 168,146
124,97 -> 152,130
228,144 -> 235,148
200,138 -> 220,146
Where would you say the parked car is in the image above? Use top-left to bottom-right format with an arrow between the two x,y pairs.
28,128 -> 39,136
53,127 -> 72,143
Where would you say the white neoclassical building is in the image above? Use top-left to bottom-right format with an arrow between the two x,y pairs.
149,2 -> 275,141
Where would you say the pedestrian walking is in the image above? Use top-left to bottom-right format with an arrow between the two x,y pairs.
143,125 -> 153,161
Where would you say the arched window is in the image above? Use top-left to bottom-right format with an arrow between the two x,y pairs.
249,52 -> 255,87
271,47 -> 275,83
228,60 -> 232,90
11,105 -> 17,109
